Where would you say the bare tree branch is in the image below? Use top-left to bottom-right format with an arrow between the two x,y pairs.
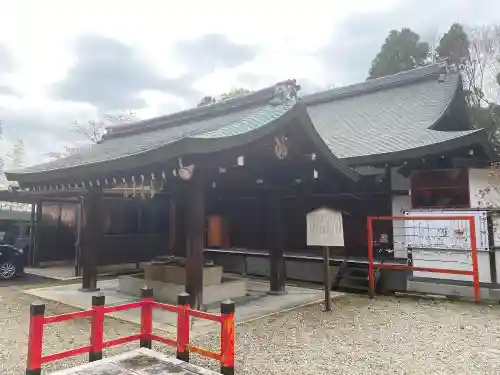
71,110 -> 137,145
49,110 -> 137,160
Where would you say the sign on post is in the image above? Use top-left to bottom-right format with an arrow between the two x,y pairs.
307,208 -> 344,247
306,208 -> 344,312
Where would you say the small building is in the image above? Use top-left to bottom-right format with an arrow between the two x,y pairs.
5,63 -> 498,302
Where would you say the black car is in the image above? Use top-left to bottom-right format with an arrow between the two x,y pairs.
0,244 -> 24,280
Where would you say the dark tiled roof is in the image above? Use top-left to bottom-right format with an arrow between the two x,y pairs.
304,64 -> 490,165
6,64 -> 495,186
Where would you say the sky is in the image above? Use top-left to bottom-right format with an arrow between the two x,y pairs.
1,0 -> 500,171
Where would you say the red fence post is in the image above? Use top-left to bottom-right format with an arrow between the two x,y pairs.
89,294 -> 105,362
140,287 -> 153,349
469,217 -> 481,303
176,292 -> 190,362
26,302 -> 45,375
220,300 -> 235,375
367,217 -> 375,298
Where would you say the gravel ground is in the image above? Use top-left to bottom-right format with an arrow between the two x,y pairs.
1,284 -> 500,375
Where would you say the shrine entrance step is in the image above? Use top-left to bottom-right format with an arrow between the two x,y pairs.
332,260 -> 381,294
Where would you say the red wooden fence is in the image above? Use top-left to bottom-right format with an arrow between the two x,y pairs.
26,287 -> 235,375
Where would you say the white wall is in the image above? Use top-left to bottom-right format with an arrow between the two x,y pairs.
391,168 -> 411,258
469,168 -> 500,284
391,195 -> 411,258
469,168 -> 500,208
391,167 -> 410,191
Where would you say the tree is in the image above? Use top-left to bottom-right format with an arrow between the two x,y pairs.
0,126 -> 25,189
73,110 -> 137,144
436,23 -> 470,65
48,110 -> 137,159
220,87 -> 250,100
458,25 -> 500,148
369,28 -> 430,79
197,87 -> 251,107
7,139 -> 25,168
197,96 -> 217,107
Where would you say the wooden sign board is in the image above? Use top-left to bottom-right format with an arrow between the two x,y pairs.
307,208 -> 344,247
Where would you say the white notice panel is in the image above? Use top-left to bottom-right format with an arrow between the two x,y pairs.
404,209 -> 490,282
306,208 -> 344,247
404,210 -> 489,250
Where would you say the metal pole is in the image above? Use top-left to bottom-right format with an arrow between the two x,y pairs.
324,246 -> 331,311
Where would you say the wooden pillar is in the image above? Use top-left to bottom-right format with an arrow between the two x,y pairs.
265,189 -> 286,294
80,188 -> 102,292
385,166 -> 394,254
27,203 -> 36,266
74,200 -> 83,277
184,172 -> 205,309
168,196 -> 176,255
32,202 -> 42,267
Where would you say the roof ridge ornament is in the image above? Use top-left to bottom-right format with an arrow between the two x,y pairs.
270,81 -> 300,106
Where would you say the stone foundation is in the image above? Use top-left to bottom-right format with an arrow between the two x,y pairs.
144,263 -> 223,286
119,275 -> 247,305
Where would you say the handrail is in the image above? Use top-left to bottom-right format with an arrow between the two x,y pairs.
25,287 -> 235,375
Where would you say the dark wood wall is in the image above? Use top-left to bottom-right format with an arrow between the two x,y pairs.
209,187 -> 392,258
37,202 -> 78,263
35,195 -> 171,265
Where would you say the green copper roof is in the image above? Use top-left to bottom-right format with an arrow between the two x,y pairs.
193,101 -> 294,139
6,101 -> 297,182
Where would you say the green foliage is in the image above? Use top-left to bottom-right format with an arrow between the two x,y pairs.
368,23 -> 500,150
197,95 -> 217,107
436,23 -> 470,64
369,28 -> 430,79
220,87 -> 250,100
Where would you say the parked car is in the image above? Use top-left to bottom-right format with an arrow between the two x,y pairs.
1,221 -> 30,265
2,222 -> 30,250
0,244 -> 24,279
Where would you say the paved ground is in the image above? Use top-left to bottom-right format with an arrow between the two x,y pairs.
1,278 -> 500,374
23,278 -> 327,336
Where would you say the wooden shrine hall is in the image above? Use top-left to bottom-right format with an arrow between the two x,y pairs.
5,80 -> 361,307
5,63 -> 497,304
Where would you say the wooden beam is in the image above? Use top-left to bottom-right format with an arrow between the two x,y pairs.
184,170 -> 206,309
80,188 -> 102,292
